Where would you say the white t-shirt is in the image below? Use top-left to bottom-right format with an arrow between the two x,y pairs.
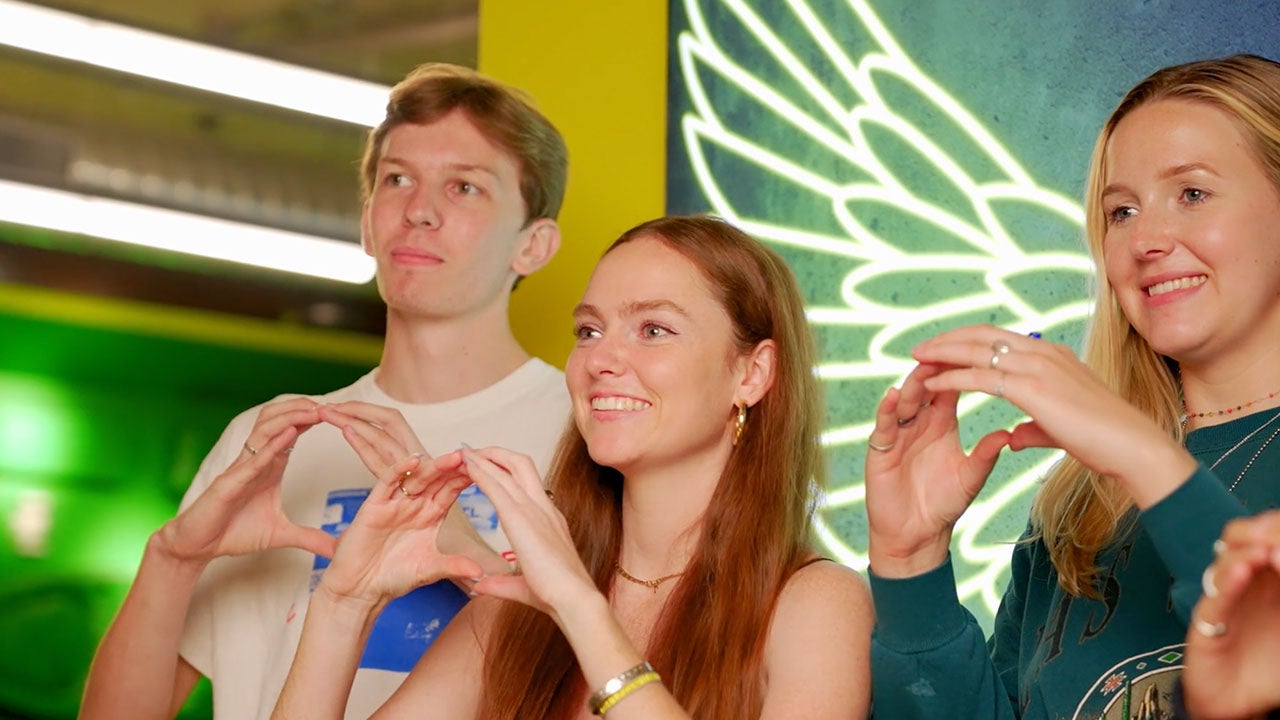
178,359 -> 570,720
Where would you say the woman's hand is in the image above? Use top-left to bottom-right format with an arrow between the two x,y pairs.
864,372 -> 1010,578
457,446 -> 599,623
155,397 -> 334,564
906,324 -> 1194,508
315,452 -> 485,609
319,401 -> 511,576
1184,511 -> 1280,720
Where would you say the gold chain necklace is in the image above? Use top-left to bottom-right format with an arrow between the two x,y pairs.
1206,408 -> 1280,492
614,562 -> 683,592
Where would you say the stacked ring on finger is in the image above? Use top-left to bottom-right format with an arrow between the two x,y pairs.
989,340 -> 1011,369
867,439 -> 895,452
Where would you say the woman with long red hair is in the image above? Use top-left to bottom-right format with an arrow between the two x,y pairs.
271,215 -> 873,719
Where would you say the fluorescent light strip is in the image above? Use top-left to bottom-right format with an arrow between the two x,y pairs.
0,179 -> 375,284
0,0 -> 389,126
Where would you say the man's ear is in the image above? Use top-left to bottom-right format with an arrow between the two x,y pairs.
511,218 -> 561,277
736,339 -> 777,408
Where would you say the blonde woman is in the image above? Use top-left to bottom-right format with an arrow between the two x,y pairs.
865,55 -> 1280,719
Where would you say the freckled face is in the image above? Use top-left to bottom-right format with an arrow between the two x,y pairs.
567,237 -> 747,476
1101,99 -> 1280,367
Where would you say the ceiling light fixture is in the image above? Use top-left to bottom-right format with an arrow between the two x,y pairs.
0,0 -> 389,126
0,179 -> 375,284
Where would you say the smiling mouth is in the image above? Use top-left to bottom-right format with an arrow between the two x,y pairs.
591,396 -> 651,411
1146,275 -> 1206,297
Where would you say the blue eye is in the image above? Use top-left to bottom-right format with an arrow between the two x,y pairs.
1182,187 -> 1208,204
1106,205 -> 1136,225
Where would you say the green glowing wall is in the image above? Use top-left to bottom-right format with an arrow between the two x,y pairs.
666,0 -> 1280,630
0,295 -> 376,718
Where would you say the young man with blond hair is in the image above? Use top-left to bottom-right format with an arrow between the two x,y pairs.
81,64 -> 571,720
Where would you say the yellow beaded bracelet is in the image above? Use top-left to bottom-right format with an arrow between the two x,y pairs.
593,671 -> 661,715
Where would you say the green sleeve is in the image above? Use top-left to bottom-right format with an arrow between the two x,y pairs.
1138,464 -> 1247,621
870,553 -> 1022,719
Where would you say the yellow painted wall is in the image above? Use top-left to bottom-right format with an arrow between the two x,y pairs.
478,1 -> 668,368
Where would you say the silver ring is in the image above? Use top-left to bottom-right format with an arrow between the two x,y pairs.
989,341 -> 1011,369
1192,617 -> 1228,638
868,439 -> 895,452
1202,565 -> 1219,598
1213,539 -> 1226,556
244,441 -> 258,455
897,414 -> 917,428
994,373 -> 1006,398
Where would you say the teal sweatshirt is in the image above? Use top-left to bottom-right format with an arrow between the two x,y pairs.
870,409 -> 1280,719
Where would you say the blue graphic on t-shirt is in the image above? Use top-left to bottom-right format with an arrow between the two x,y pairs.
458,483 -> 500,532
313,488 -> 470,673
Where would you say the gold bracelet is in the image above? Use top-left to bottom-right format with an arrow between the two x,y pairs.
594,672 -> 660,715
588,661 -> 656,715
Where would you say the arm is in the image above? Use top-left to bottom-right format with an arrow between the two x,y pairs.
870,553 -> 1022,720
81,399 -> 332,719
459,447 -> 692,719
1139,466 -> 1248,620
271,452 -> 485,719
759,561 -> 873,719
79,540 -> 207,720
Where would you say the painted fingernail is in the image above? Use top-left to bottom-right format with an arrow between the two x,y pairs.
1028,332 -> 1043,339
460,441 -> 472,449
411,452 -> 425,459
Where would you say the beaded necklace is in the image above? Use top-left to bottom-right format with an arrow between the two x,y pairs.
1205,408 -> 1280,492
1181,389 -> 1280,427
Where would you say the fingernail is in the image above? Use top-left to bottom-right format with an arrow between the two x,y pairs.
460,441 -> 472,449
411,452 -> 425,459
1028,332 -> 1043,339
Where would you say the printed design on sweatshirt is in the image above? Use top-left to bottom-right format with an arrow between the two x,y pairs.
1071,644 -> 1184,720
673,0 -> 1091,627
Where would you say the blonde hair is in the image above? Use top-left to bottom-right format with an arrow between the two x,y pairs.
1032,54 -> 1280,597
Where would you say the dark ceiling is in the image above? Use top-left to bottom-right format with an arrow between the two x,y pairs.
0,0 -> 479,335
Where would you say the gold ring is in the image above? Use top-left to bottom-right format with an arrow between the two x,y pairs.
397,476 -> 421,499
243,441 -> 258,455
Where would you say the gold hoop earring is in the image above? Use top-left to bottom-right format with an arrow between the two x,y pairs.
733,403 -> 748,446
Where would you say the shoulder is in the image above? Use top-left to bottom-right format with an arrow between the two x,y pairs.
775,559 -> 872,624
760,559 -> 872,715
